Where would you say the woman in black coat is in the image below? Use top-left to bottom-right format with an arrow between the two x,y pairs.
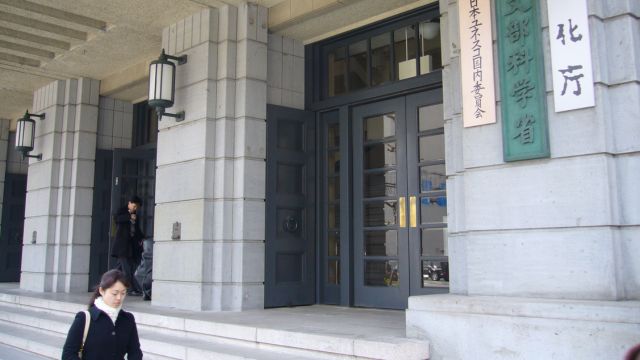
61,269 -> 143,360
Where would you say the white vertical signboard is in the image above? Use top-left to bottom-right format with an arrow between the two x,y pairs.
459,0 -> 496,127
547,0 -> 595,112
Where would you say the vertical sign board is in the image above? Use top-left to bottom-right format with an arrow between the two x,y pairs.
547,0 -> 595,112
459,0 -> 496,127
495,0 -> 550,161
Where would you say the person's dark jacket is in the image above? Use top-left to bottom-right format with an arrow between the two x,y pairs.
111,206 -> 143,258
61,305 -> 143,360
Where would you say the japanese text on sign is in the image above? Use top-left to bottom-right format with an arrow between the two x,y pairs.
496,0 -> 549,161
547,0 -> 594,112
459,0 -> 496,127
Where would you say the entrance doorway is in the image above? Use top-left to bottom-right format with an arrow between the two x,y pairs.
0,173 -> 27,282
317,89 -> 447,309
350,91 -> 447,309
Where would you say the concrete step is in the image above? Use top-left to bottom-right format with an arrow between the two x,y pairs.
0,302 -> 326,359
0,290 -> 429,360
0,307 -> 325,360
0,322 -> 61,359
0,343 -> 52,360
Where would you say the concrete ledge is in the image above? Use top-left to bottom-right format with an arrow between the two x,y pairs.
408,294 -> 640,324
407,294 -> 640,360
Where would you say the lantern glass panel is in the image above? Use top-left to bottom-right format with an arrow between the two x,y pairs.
160,63 -> 174,102
16,119 -> 35,149
148,64 -> 157,100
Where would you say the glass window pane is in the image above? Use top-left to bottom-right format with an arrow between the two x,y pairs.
328,123 -> 340,148
328,47 -> 347,97
328,176 -> 340,201
328,260 -> 340,284
422,260 -> 449,287
328,231 -> 340,256
395,25 -> 417,80
364,113 -> 395,140
364,200 -> 397,227
328,204 -> 340,229
420,165 -> 446,193
365,260 -> 399,287
371,33 -> 391,86
421,228 -> 448,256
419,21 -> 442,74
418,103 -> 444,132
364,230 -> 398,256
328,150 -> 340,175
364,170 -> 397,198
419,134 -> 445,162
364,142 -> 397,169
420,196 -> 447,224
349,40 -> 369,91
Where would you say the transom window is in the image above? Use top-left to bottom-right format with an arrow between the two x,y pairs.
321,7 -> 441,99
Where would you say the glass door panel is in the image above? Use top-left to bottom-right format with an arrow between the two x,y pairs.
406,91 -> 448,295
353,97 -> 409,309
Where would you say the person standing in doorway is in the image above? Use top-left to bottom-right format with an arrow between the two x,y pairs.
112,195 -> 144,296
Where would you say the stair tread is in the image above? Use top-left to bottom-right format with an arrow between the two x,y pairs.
0,320 -> 325,360
140,327 -> 327,359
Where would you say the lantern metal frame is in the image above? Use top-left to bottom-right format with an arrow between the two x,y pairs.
148,49 -> 188,121
15,110 -> 45,160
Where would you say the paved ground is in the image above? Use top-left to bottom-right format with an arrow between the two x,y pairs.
0,343 -> 50,360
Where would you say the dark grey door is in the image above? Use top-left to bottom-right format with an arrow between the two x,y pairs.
0,174 -> 27,282
89,150 -> 113,289
352,97 -> 409,309
265,105 -> 316,307
405,90 -> 449,296
351,90 -> 447,309
109,149 -> 156,269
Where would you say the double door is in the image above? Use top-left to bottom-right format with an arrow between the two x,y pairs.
322,90 -> 448,309
353,91 -> 448,309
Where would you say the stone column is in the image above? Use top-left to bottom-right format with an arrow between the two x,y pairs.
20,78 -> 99,293
153,2 -> 267,311
406,1 -> 640,359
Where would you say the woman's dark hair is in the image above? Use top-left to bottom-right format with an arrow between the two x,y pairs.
88,269 -> 130,308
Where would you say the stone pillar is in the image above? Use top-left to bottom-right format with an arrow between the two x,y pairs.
406,1 -> 640,359
153,2 -> 267,311
20,78 -> 99,293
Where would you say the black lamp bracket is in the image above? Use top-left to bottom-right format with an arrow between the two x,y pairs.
26,111 -> 45,120
160,49 -> 188,65
156,107 -> 185,122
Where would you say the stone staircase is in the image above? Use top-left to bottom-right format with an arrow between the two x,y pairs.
0,289 -> 429,360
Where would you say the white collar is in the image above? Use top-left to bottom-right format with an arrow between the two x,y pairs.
94,296 -> 122,324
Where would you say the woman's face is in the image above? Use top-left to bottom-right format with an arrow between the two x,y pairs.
99,281 -> 127,308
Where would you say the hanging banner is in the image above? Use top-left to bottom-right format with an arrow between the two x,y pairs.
495,0 -> 549,161
459,0 -> 496,127
547,0 -> 595,112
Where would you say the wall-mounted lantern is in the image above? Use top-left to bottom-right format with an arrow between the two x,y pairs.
15,110 -> 45,160
148,49 -> 188,121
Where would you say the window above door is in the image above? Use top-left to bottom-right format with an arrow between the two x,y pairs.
308,4 -> 441,104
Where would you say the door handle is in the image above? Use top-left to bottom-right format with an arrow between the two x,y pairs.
398,197 -> 406,228
410,196 -> 417,228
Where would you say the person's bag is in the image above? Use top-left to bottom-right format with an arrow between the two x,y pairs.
78,310 -> 91,358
